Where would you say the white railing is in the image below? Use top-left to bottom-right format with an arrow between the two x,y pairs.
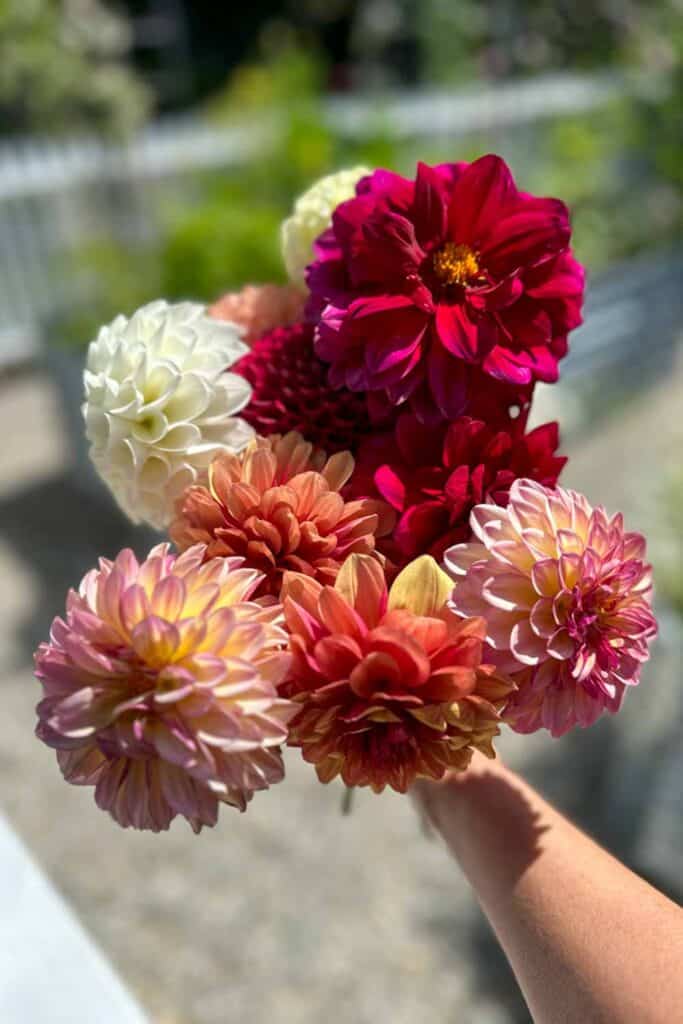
0,70 -> 673,369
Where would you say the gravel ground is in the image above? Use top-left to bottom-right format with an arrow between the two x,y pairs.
1,356 -> 681,1024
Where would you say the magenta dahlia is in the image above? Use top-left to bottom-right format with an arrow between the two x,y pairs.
348,413 -> 566,565
308,155 -> 584,421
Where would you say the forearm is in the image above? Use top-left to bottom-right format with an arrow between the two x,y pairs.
415,757 -> 683,1024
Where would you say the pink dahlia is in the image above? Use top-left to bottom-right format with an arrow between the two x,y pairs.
445,480 -> 657,737
349,413 -> 566,564
308,155 -> 584,420
34,544 -> 295,832
280,554 -> 514,793
234,322 -> 381,453
208,283 -> 305,345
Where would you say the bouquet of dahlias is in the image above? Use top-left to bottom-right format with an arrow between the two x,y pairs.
34,156 -> 658,832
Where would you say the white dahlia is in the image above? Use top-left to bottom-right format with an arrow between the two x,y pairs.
280,166 -> 370,285
83,300 -> 253,529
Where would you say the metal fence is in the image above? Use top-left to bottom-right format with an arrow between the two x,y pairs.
0,70 -> 677,371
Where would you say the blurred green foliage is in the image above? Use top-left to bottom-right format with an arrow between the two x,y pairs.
0,0 -> 151,137
55,27 -> 681,349
417,0 -> 681,82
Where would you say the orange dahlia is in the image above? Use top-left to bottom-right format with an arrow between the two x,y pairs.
170,432 -> 394,598
280,554 -> 514,793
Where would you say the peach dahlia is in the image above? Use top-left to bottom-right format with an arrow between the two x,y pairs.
280,554 -> 514,793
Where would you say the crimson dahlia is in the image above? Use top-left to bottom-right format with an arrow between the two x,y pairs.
308,155 -> 584,421
347,412 -> 566,565
235,322 -> 381,453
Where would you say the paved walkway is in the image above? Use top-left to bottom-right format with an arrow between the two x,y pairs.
0,354 -> 681,1024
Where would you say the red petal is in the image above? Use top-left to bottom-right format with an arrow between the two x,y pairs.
482,198 -> 570,276
435,303 -> 483,360
428,340 -> 468,418
412,162 -> 447,247
448,154 -> 517,243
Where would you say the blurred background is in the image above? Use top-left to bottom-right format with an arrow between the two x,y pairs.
0,2 -> 681,1022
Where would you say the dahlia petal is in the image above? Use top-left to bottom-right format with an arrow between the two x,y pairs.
530,558 -> 561,596
482,198 -> 570,276
510,619 -> 548,665
50,687 -> 116,738
443,541 -> 488,576
151,575 -> 186,622
130,617 -> 180,667
364,627 -> 431,685
435,303 -> 485,361
447,154 -> 517,242
412,161 -> 448,246
558,553 -> 581,589
388,555 -> 453,617
428,341 -> 468,418
547,627 -> 576,661
58,743 -> 107,784
335,554 -> 387,628
482,345 -> 534,385
318,586 -> 366,639
61,635 -> 116,678
482,571 -> 535,612
374,465 -> 406,511
356,210 -> 424,283
308,448 -> 350,492
529,598 -> 556,638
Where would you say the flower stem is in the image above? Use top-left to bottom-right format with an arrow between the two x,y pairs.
341,786 -> 354,815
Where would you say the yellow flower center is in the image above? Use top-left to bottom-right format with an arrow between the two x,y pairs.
432,242 -> 481,287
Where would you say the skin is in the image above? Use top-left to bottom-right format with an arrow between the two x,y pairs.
413,753 -> 683,1024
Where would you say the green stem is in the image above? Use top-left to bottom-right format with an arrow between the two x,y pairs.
341,786 -> 354,815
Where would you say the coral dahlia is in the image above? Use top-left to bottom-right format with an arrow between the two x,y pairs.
308,155 -> 584,421
34,544 -> 295,832
208,283 -> 305,346
234,322 -> 379,453
350,413 -> 566,564
445,480 -> 658,737
280,554 -> 514,793
170,431 -> 394,598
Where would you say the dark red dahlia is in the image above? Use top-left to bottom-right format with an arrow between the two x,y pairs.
346,411 -> 567,565
308,155 -> 584,421
234,322 -> 385,453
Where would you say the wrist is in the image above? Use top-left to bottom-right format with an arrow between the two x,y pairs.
415,754 -> 516,862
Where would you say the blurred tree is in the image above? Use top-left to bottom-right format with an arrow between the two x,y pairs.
417,0 -> 682,82
0,0 -> 151,136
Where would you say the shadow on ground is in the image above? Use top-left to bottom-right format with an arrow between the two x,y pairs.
0,470 -> 158,667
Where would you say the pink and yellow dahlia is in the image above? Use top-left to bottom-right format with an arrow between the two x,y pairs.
208,283 -> 305,345
445,480 -> 657,737
34,544 -> 294,832
170,431 -> 394,598
280,554 -> 514,793
308,155 -> 584,421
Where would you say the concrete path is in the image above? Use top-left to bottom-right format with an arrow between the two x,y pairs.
0,355 -> 680,1024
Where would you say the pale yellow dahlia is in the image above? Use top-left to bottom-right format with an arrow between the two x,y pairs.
280,166 -> 370,285
83,300 -> 253,528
